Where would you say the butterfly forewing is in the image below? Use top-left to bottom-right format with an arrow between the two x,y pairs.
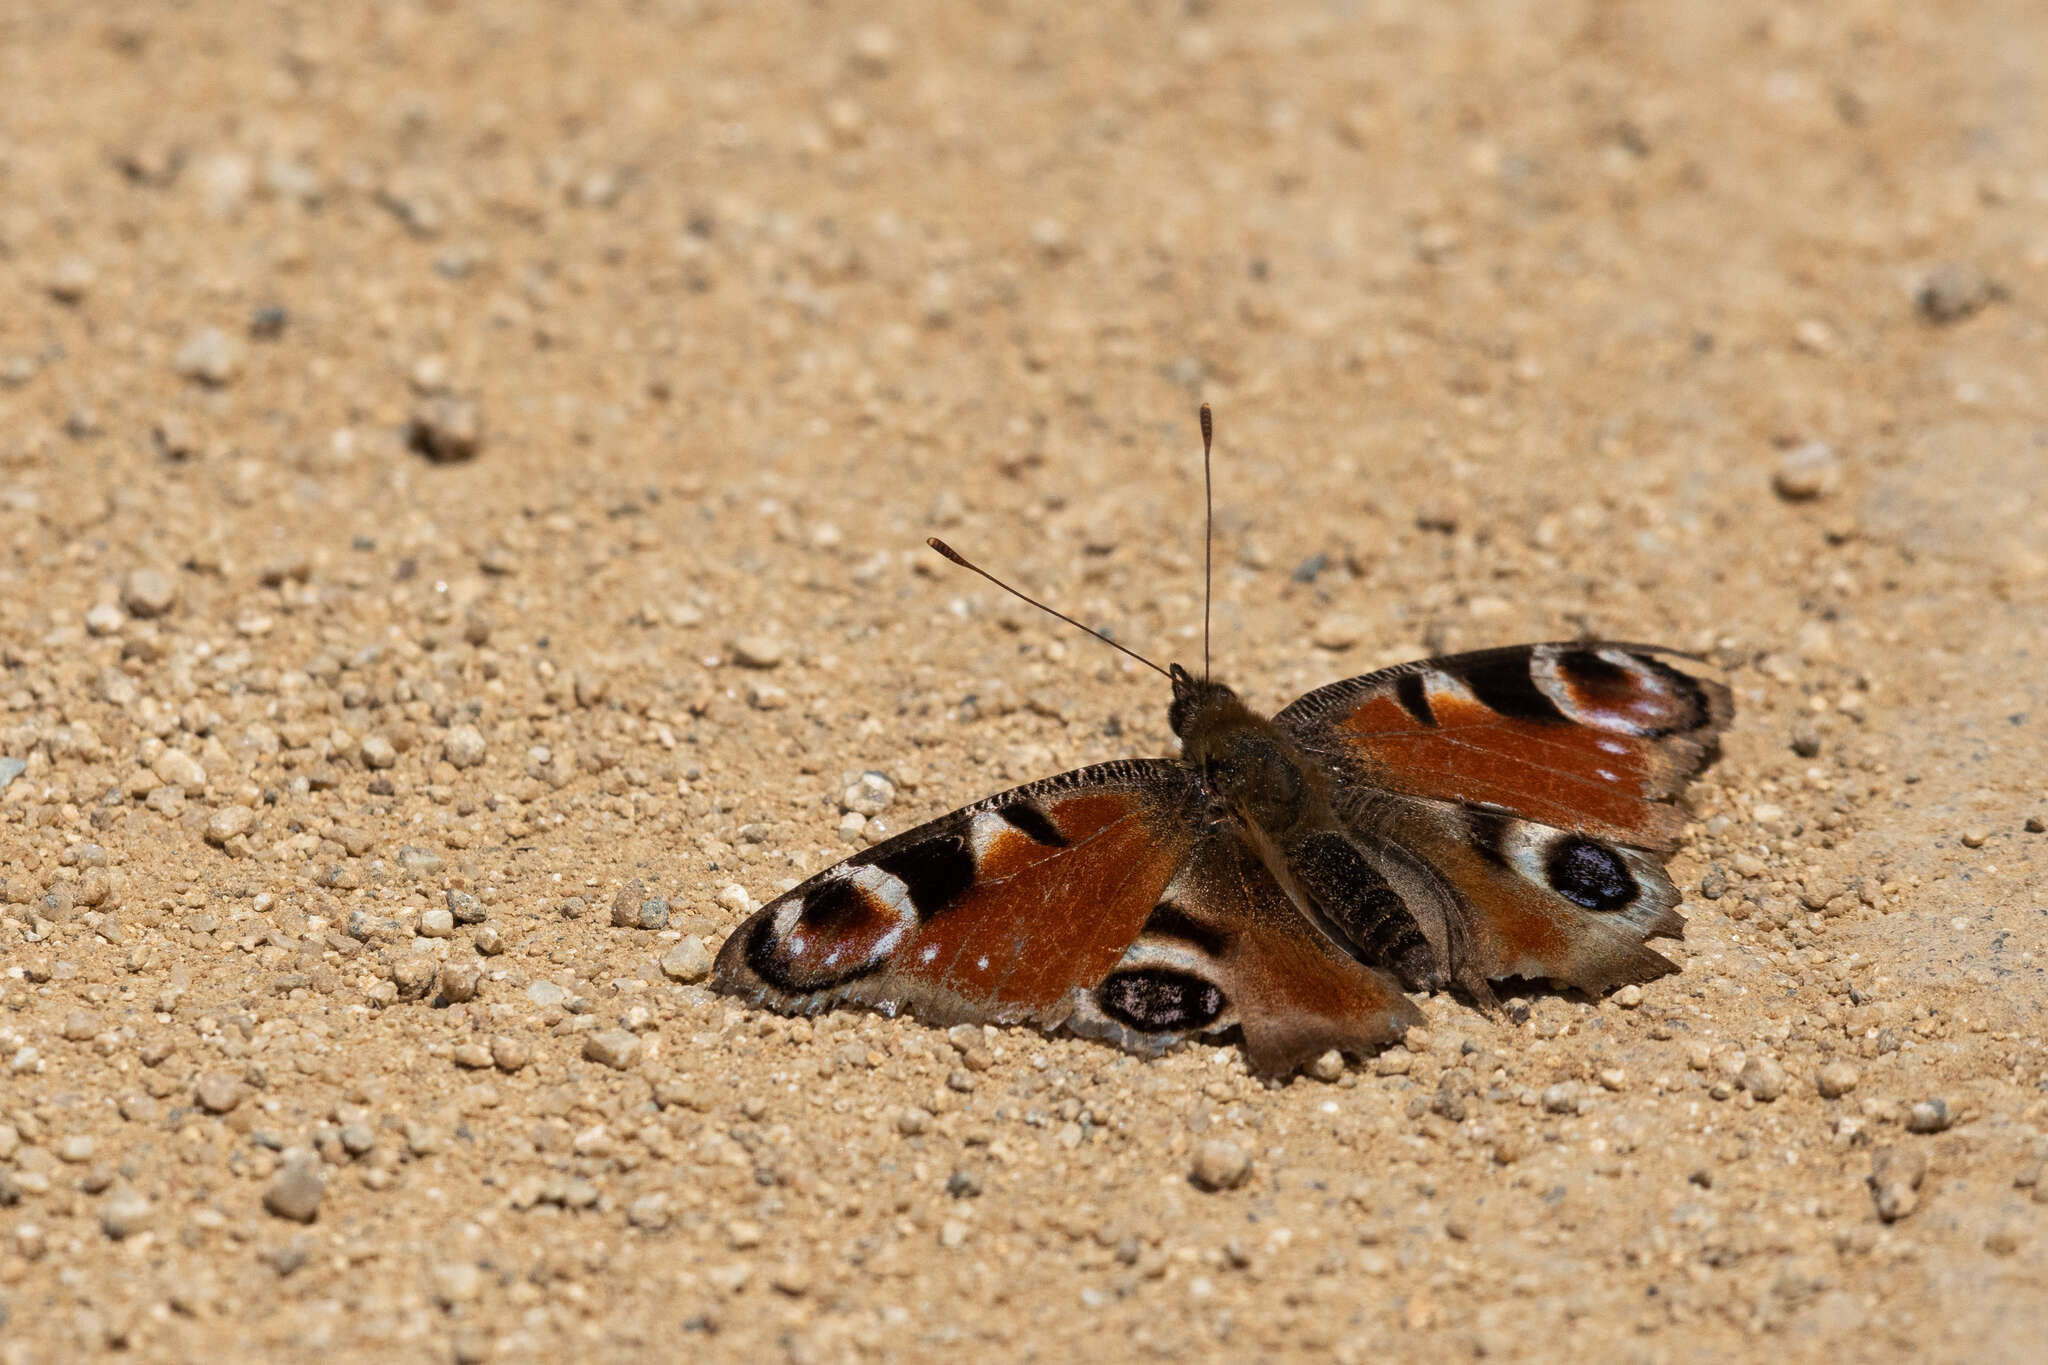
1278,642 -> 1730,851
714,760 -> 1205,1031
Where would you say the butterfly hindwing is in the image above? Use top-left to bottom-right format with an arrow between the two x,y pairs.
1278,642 -> 1730,851
714,760 -> 1205,1032
1064,827 -> 1423,1077
1276,642 -> 1728,994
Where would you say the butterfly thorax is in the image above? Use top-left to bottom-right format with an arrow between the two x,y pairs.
1167,665 -> 1317,836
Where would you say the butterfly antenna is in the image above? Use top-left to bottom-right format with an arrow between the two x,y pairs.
926,538 -> 1172,680
1199,403 -> 1215,680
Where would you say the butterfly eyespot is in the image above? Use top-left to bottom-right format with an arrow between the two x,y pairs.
1544,836 -> 1638,911
1098,968 -> 1226,1033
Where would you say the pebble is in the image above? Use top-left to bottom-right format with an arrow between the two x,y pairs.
121,566 -> 179,618
395,845 -> 443,876
1307,1049 -> 1346,1082
194,1072 -> 247,1114
85,602 -> 125,636
47,256 -> 96,303
431,1262 -> 483,1308
717,883 -> 753,914
1773,441 -> 1841,502
443,725 -> 488,769
490,1035 -> 531,1072
2026,816 -> 2046,834
841,771 -> 895,816
99,1187 -> 154,1240
446,890 -> 487,924
408,395 -> 483,461
173,326 -> 244,385
1869,1146 -> 1926,1222
584,1030 -> 641,1070
1312,614 -> 1368,651
1612,984 -> 1643,1009
1906,1098 -> 1954,1134
1739,1055 -> 1788,1102
1960,828 -> 1989,849
361,735 -> 399,770
418,908 -> 455,938
731,635 -> 786,669
204,805 -> 256,846
62,1009 -> 101,1041
1190,1139 -> 1253,1192
0,757 -> 24,793
1817,1061 -> 1861,1098
263,1158 -> 326,1223
1541,1082 -> 1581,1114
660,937 -> 713,983
153,748 -> 207,789
1917,262 -> 1997,324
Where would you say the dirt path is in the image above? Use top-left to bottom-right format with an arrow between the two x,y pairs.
1,3 -> 2044,1361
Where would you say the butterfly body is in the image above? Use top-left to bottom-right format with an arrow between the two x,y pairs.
714,640 -> 1730,1077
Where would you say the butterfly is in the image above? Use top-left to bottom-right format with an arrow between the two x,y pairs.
713,408 -> 1732,1077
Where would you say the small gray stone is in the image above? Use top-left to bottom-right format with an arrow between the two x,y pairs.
841,771 -> 896,816
1541,1082 -> 1582,1114
1191,1138 -> 1252,1192
173,326 -> 244,385
1870,1146 -> 1927,1223
1906,1098 -> 1954,1133
526,980 -> 567,1008
121,566 -> 179,618
1739,1055 -> 1788,1102
442,724 -> 487,769
394,845 -> 443,876
408,395 -> 482,462
47,256 -> 96,303
1699,866 -> 1728,900
584,1030 -> 641,1070
0,758 -> 24,793
338,1122 -> 375,1157
194,1072 -> 246,1114
204,805 -> 256,846
660,936 -> 713,983
1773,442 -> 1841,502
391,956 -> 438,1001
1917,262 -> 1998,324
99,1186 -> 154,1240
446,890 -> 486,925
264,1158 -> 326,1223
437,959 -> 483,1004
1817,1061 -> 1861,1099
730,635 -> 785,669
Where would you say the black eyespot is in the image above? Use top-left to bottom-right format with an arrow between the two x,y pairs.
1545,837 -> 1638,911
1098,969 -> 1226,1033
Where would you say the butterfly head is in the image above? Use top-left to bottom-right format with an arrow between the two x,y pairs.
1166,663 -> 1243,743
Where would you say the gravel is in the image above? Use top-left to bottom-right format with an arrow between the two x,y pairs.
660,937 -> 713,983
1772,442 -> 1841,501
408,395 -> 483,462
263,1158 -> 326,1223
120,566 -> 179,618
173,326 -> 244,384
1190,1139 -> 1253,1192
1738,1055 -> 1787,1102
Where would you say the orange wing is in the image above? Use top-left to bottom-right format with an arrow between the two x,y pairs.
1278,642 -> 1731,851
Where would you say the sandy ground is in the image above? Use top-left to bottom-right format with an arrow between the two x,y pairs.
1,2 -> 2046,1361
